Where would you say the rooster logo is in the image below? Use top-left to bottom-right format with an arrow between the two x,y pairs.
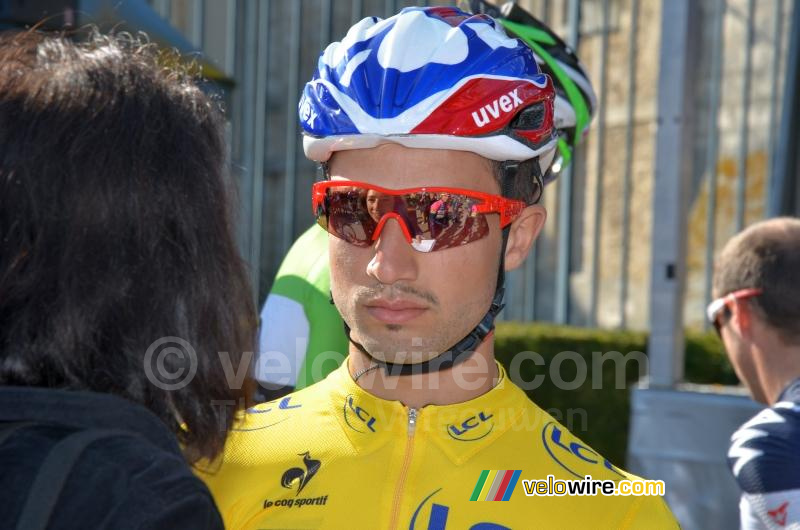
280,452 -> 321,495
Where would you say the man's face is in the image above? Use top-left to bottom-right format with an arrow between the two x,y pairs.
328,144 -> 503,364
715,295 -> 768,404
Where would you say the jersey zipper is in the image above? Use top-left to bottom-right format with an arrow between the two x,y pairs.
388,408 -> 418,530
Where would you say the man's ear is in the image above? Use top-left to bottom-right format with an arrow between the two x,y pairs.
730,299 -> 753,339
504,204 -> 546,271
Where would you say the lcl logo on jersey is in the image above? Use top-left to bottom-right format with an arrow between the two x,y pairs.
409,489 -> 511,530
247,396 -> 302,414
343,394 -> 378,433
447,411 -> 494,442
236,396 -> 302,432
541,422 -> 624,479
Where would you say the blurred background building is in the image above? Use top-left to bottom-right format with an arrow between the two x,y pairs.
3,1 -> 798,528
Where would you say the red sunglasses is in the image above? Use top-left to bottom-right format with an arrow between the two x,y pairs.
311,181 -> 526,253
706,288 -> 762,336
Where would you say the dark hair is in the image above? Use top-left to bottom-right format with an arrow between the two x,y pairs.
714,217 -> 800,345
0,30 -> 257,461
490,158 -> 543,204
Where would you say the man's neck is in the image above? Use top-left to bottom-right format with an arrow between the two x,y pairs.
346,338 -> 500,409
754,340 -> 800,406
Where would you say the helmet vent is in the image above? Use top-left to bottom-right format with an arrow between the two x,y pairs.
510,102 -> 545,131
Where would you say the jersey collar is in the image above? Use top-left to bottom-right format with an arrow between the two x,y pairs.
327,359 -> 530,464
777,376 -> 800,404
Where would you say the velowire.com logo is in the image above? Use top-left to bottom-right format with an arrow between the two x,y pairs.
469,470 -> 522,501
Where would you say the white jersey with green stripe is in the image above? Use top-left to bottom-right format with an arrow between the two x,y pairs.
197,361 -> 678,529
257,224 -> 349,390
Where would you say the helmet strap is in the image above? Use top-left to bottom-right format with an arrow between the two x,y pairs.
340,229 -> 508,377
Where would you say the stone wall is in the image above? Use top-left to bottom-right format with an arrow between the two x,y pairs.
512,0 -> 792,330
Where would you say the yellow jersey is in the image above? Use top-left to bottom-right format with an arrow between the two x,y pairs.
197,362 -> 678,529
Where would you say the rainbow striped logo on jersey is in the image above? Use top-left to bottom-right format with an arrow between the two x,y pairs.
469,470 -> 522,501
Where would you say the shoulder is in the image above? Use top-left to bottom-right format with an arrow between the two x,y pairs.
729,401 -> 800,494
524,407 -> 677,527
115,442 -> 223,530
503,395 -> 636,482
459,379 -> 646,482
452,390 -> 677,528
1,424 -> 221,529
195,383 -> 346,527
197,383 -> 339,476
82,430 -> 218,505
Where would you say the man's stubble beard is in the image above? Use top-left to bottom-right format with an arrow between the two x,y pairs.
337,283 -> 494,365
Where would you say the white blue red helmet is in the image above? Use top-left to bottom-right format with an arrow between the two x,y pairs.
299,6 -> 558,169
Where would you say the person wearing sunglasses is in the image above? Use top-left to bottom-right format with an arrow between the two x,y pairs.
253,0 -> 601,402
709,217 -> 800,530
199,6 -> 677,529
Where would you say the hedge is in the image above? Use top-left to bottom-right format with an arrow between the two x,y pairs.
494,322 -> 737,467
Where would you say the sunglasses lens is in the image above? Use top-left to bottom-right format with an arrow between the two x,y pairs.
316,186 -> 491,252
711,306 -> 732,337
318,189 -> 377,247
424,194 -> 489,251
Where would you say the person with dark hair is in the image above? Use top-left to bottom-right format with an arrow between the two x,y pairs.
0,29 -> 256,529
708,217 -> 800,529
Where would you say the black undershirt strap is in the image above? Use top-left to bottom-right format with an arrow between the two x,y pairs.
342,226 -> 510,375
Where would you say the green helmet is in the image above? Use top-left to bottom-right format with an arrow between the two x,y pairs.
470,0 -> 597,183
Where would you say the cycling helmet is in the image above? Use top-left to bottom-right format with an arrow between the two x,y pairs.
299,6 -> 558,174
470,0 -> 597,181
299,6 -> 560,375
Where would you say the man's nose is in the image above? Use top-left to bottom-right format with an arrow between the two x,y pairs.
366,217 -> 418,285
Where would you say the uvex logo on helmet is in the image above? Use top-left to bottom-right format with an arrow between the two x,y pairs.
471,89 -> 525,128
410,77 -> 553,143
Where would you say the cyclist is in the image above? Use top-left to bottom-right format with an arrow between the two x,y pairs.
254,0 -> 597,399
709,217 -> 800,529
200,7 -> 678,528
